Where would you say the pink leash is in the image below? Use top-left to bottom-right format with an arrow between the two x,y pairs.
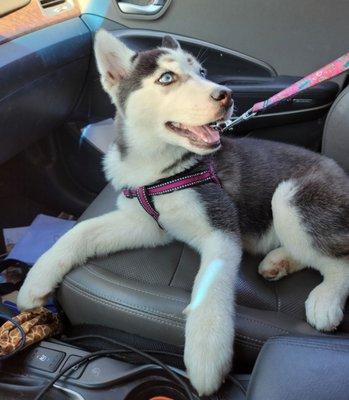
222,52 -> 349,131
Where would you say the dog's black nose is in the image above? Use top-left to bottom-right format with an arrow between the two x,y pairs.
211,88 -> 232,107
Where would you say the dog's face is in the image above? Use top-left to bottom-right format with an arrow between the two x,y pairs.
95,30 -> 233,155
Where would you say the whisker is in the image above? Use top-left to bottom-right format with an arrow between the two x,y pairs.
196,47 -> 204,60
198,48 -> 208,63
201,54 -> 210,65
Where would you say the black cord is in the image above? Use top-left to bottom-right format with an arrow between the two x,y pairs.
0,312 -> 26,361
63,335 -> 247,397
226,374 -> 247,395
63,334 -> 184,361
35,337 -> 195,400
34,349 -> 193,400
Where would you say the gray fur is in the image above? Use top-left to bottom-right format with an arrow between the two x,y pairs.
293,159 -> 349,258
193,137 -> 349,260
114,117 -> 128,159
196,181 -> 240,235
161,152 -> 196,174
162,35 -> 180,50
118,49 -> 166,111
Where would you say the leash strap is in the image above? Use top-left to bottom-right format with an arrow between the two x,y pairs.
223,52 -> 349,131
123,162 -> 221,227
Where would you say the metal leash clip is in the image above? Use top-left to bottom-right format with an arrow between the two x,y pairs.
218,108 -> 256,132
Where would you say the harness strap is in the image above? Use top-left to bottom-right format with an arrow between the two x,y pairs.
135,187 -> 160,222
123,161 -> 221,227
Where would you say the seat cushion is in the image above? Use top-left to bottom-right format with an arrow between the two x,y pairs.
322,85 -> 349,173
58,184 -> 349,368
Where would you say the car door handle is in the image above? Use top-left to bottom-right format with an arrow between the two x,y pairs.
117,0 -> 165,15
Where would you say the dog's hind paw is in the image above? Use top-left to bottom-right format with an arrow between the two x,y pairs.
258,247 -> 302,281
184,308 -> 233,396
305,284 -> 344,332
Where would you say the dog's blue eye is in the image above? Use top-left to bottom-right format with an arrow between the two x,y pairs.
158,72 -> 175,85
200,68 -> 207,78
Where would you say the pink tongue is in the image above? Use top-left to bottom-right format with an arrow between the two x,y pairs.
185,124 -> 220,144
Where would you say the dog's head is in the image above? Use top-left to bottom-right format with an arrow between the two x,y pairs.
94,30 -> 233,155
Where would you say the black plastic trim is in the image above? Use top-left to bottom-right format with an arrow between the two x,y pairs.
110,28 -> 277,78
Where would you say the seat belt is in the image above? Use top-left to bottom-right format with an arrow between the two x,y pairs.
220,52 -> 349,131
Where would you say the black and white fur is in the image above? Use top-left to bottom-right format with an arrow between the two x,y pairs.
17,31 -> 349,395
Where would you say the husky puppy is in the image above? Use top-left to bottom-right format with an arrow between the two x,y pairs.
18,30 -> 349,395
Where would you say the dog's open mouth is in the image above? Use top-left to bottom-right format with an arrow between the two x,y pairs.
165,121 -> 221,149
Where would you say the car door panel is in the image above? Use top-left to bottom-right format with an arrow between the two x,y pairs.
109,28 -> 339,123
81,0 -> 349,77
0,18 -> 91,164
77,16 -> 338,123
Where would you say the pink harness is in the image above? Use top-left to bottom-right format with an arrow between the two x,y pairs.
123,161 -> 220,227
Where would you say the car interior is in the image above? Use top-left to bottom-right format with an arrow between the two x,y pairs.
0,1 -> 349,399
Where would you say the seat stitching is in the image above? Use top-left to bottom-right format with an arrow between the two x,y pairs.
236,334 -> 265,345
64,278 -> 186,320
235,339 -> 261,350
235,341 -> 260,350
264,340 -> 349,353
81,265 -> 188,303
85,265 -> 187,303
268,336 -> 349,349
273,283 -> 281,312
236,313 -> 290,334
169,244 -> 186,287
62,286 -> 283,345
63,281 -> 185,329
63,278 -> 186,321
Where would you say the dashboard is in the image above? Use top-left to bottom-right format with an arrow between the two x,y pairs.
0,0 -> 80,45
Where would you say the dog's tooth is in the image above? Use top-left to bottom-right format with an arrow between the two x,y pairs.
173,122 -> 180,128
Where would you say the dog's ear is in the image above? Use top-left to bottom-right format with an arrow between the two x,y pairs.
162,35 -> 180,50
94,29 -> 135,94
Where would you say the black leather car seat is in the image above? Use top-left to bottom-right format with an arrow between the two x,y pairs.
58,85 -> 349,368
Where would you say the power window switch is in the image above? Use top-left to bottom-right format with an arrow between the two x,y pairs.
60,355 -> 86,379
27,347 -> 65,372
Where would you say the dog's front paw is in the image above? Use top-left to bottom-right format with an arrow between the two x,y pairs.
17,267 -> 53,310
184,308 -> 233,396
17,282 -> 50,311
305,284 -> 344,331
